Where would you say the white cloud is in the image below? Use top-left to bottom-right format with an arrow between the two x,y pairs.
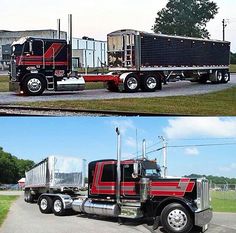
184,147 -> 199,156
109,119 -> 135,135
125,137 -> 136,148
164,117 -> 236,139
219,163 -> 236,172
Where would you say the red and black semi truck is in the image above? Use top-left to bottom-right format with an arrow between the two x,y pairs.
9,29 -> 231,95
36,129 -> 212,233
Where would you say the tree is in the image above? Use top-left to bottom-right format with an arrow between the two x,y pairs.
153,0 -> 218,38
0,147 -> 35,184
230,52 -> 236,64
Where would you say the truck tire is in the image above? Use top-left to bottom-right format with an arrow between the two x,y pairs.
211,70 -> 223,84
22,74 -> 46,96
24,190 -> 34,203
141,74 -> 162,92
107,81 -> 119,92
160,203 -> 193,233
52,198 -> 65,216
124,73 -> 140,93
222,71 -> 230,83
39,196 -> 53,214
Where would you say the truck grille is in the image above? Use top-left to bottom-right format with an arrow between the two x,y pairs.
196,178 -> 210,211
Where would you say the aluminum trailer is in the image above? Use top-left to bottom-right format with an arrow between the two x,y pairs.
83,29 -> 231,93
24,156 -> 85,203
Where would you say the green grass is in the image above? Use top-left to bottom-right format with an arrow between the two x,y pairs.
20,86 -> 236,115
0,76 -> 9,92
0,195 -> 18,226
230,64 -> 236,73
211,191 -> 236,213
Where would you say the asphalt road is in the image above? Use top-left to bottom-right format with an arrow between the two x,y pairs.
0,74 -> 235,104
0,192 -> 236,233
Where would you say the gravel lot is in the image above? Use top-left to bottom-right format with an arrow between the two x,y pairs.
0,74 -> 235,104
0,191 -> 236,233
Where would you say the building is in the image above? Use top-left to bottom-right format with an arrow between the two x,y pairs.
0,29 -> 67,69
72,37 -> 107,68
0,29 -> 107,70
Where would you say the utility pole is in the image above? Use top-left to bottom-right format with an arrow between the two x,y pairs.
222,19 -> 227,41
159,136 -> 168,178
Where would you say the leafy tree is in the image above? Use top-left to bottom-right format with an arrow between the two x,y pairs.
0,147 -> 35,184
153,0 -> 218,38
230,52 -> 236,64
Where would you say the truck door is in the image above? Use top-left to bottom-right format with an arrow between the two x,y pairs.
121,163 -> 140,197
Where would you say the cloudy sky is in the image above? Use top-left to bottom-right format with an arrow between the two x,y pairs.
0,117 -> 235,178
1,0 -> 236,51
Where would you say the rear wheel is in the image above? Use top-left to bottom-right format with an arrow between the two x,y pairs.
24,189 -> 34,203
160,203 -> 193,233
124,73 -> 140,93
21,74 -> 46,96
212,70 -> 223,84
52,198 -> 65,216
222,71 -> 230,83
39,196 -> 53,214
141,74 -> 162,92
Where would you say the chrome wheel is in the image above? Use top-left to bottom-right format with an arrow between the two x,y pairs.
146,76 -> 157,89
127,77 -> 138,90
224,72 -> 229,82
53,199 -> 62,213
40,198 -> 48,211
27,78 -> 42,93
167,209 -> 188,231
216,72 -> 223,82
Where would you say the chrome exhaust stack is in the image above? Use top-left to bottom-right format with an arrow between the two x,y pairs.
116,127 -> 121,205
57,19 -> 61,39
142,139 -> 146,159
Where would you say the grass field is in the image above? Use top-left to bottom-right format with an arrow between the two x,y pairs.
230,64 -> 236,73
20,86 -> 236,115
0,76 -> 9,92
211,191 -> 236,212
0,195 -> 18,226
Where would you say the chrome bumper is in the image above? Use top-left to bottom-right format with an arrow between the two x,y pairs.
195,208 -> 212,227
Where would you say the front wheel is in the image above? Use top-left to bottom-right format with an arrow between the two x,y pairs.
160,203 -> 193,233
21,75 -> 46,96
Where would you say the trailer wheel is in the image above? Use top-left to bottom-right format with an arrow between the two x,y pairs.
142,74 -> 162,92
22,74 -> 46,96
24,189 -> 34,203
212,71 -> 223,84
222,71 -> 230,83
107,81 -> 119,92
39,196 -> 53,214
52,198 -> 65,216
124,73 -> 140,93
160,203 -> 193,233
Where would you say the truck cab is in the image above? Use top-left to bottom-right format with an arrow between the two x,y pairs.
9,37 -> 85,95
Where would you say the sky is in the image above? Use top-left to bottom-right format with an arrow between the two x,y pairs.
1,0 -> 236,52
0,117 -> 236,178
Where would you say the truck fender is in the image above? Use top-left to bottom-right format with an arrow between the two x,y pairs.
37,193 -> 73,210
118,72 -> 134,83
154,196 -> 196,217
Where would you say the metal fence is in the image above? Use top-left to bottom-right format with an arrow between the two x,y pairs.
210,183 -> 236,200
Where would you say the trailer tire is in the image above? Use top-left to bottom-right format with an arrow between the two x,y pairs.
107,81 -> 119,92
39,196 -> 53,214
22,74 -> 46,96
142,74 -> 162,92
24,190 -> 34,203
124,73 -> 140,93
211,70 -> 223,84
160,203 -> 193,233
52,198 -> 65,216
222,71 -> 230,83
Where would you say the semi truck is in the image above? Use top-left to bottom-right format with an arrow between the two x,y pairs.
24,156 -> 85,203
36,129 -> 212,233
9,16 -> 230,96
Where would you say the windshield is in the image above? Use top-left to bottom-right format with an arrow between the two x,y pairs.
145,169 -> 161,177
12,42 -> 30,56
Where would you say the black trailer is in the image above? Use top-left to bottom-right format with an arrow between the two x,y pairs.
106,29 -> 231,92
